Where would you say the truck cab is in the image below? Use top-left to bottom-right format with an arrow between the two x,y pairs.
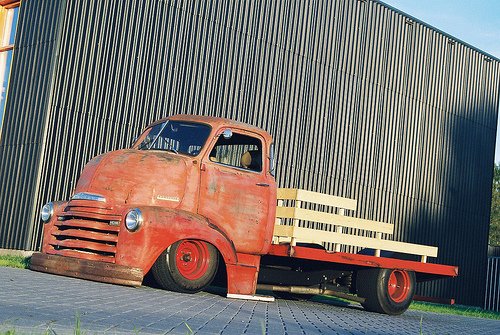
33,115 -> 276,296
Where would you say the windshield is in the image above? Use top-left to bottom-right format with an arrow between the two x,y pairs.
136,121 -> 212,156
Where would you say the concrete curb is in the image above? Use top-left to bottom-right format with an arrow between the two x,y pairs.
0,248 -> 34,258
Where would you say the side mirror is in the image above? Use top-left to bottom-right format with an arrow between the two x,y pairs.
268,143 -> 276,177
222,129 -> 233,140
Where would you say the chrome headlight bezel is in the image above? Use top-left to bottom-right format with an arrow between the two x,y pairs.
125,209 -> 143,232
41,203 -> 54,223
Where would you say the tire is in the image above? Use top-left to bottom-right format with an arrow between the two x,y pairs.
356,268 -> 415,315
152,240 -> 219,293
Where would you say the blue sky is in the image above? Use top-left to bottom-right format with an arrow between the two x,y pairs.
381,0 -> 500,163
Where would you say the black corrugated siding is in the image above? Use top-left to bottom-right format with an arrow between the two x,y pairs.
0,0 -> 499,306
0,0 -> 66,250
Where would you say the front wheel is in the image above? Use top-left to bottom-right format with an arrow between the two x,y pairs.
152,240 -> 219,293
356,268 -> 415,315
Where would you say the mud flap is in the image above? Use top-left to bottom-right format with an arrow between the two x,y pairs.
225,253 -> 263,296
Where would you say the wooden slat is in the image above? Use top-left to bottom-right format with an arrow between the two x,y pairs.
276,188 -> 299,200
273,224 -> 295,238
277,188 -> 357,211
273,225 -> 438,258
334,208 -> 345,253
276,207 -> 394,234
273,225 -> 323,244
275,206 -> 295,219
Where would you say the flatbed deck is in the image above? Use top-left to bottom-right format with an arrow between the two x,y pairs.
267,244 -> 458,280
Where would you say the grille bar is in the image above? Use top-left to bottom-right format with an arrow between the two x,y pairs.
46,249 -> 116,263
52,229 -> 119,243
50,239 -> 116,254
55,219 -> 120,232
61,206 -> 121,222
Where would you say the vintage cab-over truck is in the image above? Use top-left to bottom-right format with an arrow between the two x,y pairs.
31,115 -> 458,315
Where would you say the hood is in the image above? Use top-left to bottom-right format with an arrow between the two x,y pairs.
72,149 -> 188,208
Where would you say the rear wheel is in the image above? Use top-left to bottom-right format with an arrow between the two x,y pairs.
356,268 -> 415,315
152,240 -> 219,293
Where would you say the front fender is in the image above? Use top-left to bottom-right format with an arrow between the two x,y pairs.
116,206 -> 237,275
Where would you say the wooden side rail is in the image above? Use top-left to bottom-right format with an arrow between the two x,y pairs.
273,188 -> 438,262
277,188 -> 357,210
275,207 -> 394,234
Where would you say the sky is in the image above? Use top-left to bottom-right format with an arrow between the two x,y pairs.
380,0 -> 500,163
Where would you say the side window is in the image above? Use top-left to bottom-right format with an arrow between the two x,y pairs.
209,132 -> 263,172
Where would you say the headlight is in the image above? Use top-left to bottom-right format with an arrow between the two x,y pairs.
41,203 -> 54,223
125,209 -> 143,231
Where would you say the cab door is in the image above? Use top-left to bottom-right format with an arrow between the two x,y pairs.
198,129 -> 274,254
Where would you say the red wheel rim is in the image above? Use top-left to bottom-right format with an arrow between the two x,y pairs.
388,270 -> 411,303
175,240 -> 210,280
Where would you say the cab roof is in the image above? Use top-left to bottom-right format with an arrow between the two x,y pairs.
148,114 -> 273,142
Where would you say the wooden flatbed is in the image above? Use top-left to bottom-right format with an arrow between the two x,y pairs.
272,188 -> 458,279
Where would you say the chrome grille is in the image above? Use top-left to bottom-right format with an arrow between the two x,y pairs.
47,203 -> 121,263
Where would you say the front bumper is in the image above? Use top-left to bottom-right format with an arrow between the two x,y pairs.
30,253 -> 143,286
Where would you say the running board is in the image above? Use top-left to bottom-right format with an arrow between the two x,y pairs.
227,293 -> 275,302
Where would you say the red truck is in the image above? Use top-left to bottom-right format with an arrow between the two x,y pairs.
31,115 -> 458,315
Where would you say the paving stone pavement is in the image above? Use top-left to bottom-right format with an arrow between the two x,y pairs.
1,266 -> 500,334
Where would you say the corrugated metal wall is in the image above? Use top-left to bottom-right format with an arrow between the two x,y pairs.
1,0 -> 499,306
485,256 -> 500,311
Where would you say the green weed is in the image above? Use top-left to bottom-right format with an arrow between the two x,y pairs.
0,320 -> 51,335
183,322 -> 193,334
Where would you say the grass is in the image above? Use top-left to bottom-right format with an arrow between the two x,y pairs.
410,301 -> 500,320
0,255 -> 30,269
2,255 -> 500,321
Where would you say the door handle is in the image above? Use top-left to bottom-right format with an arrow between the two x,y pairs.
256,183 -> 270,187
